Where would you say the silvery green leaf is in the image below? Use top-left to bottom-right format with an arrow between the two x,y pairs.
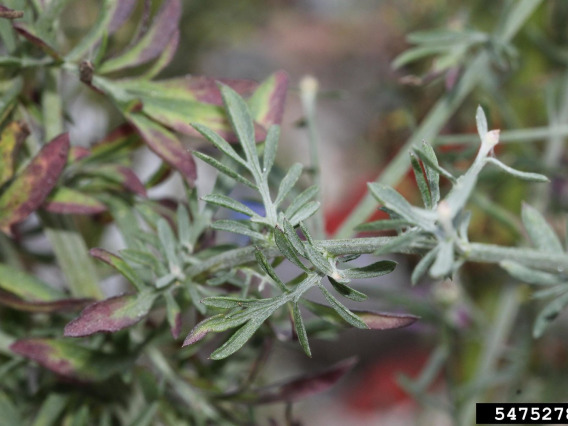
191,123 -> 247,168
521,203 -> 563,253
368,183 -> 436,232
355,219 -> 413,232
121,249 -> 163,273
292,303 -> 311,357
201,297 -> 260,309
274,163 -> 303,206
411,247 -> 439,285
282,218 -> 306,257
156,272 -> 177,289
328,277 -> 367,302
500,261 -> 565,286
157,219 -> 179,267
299,222 -> 314,245
255,249 -> 288,292
533,285 -> 568,300
286,185 -> 318,218
164,291 -> 182,339
373,230 -> 421,256
289,201 -> 320,226
342,260 -> 397,280
317,283 -> 368,329
533,291 -> 568,338
201,194 -> 259,218
263,125 -> 280,176
410,152 -> 432,209
304,243 -> 333,276
475,105 -> 488,141
485,158 -> 549,182
444,170 -> 480,218
455,210 -> 472,241
429,240 -> 454,278
420,142 -> 440,205
219,84 -> 259,171
177,204 -> 192,251
413,147 -> 456,183
193,151 -> 257,189
212,220 -> 265,240
211,317 -> 266,359
274,226 -> 309,272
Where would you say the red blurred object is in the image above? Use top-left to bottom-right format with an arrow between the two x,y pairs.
345,349 -> 431,413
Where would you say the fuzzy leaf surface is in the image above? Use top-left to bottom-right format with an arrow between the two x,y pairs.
64,292 -> 156,337
0,133 -> 69,233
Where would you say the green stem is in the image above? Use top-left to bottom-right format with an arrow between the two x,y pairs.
459,286 -> 521,425
186,236 -> 568,279
434,124 -> 568,146
334,0 -> 543,238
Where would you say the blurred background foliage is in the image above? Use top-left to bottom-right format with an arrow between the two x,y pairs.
2,0 -> 568,425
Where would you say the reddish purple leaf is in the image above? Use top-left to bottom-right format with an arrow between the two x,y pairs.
127,112 -> 197,183
176,76 -> 257,106
99,0 -> 181,73
0,133 -> 69,234
0,289 -> 92,313
239,358 -> 357,404
64,292 -> 156,337
247,71 -> 289,130
106,165 -> 147,196
303,300 -> 419,331
358,311 -> 419,330
141,29 -> 180,80
67,146 -> 91,162
0,263 -> 91,312
43,187 -> 107,215
10,338 -> 132,382
13,23 -> 61,59
108,0 -> 137,33
89,248 -> 145,290
89,123 -> 142,159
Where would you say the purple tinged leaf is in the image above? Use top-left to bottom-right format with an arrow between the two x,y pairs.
302,300 -> 418,331
247,71 -> 289,129
0,289 -> 91,313
119,78 -> 266,143
140,30 -> 180,80
43,187 -> 107,215
10,338 -> 132,382
89,248 -> 145,291
0,264 -> 92,312
108,0 -> 137,33
182,314 -> 224,346
357,311 -> 419,330
0,121 -> 29,186
250,358 -> 357,404
126,112 -> 197,183
83,164 -> 147,196
13,23 -> 61,59
68,146 -> 91,162
64,292 -> 156,337
0,133 -> 69,234
99,0 -> 182,73
88,123 -> 142,160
